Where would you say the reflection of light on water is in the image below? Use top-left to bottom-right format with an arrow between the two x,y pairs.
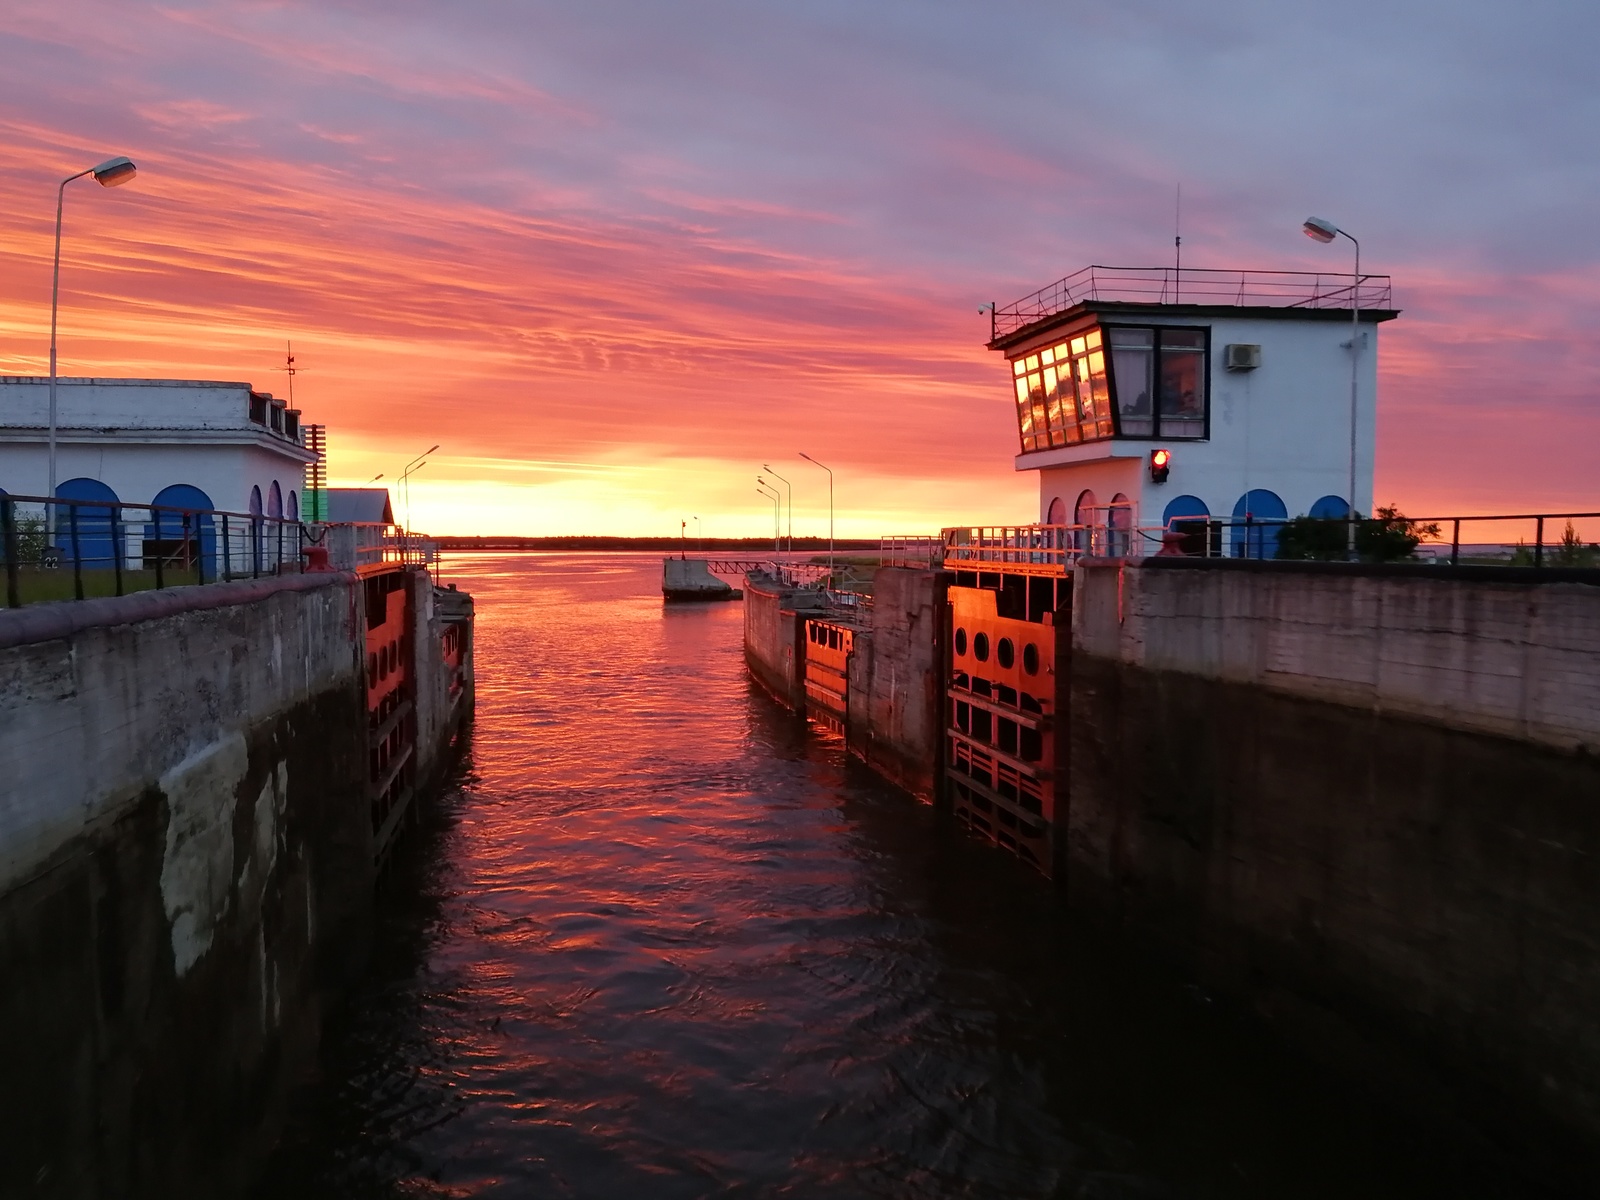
260,553 -> 1525,1200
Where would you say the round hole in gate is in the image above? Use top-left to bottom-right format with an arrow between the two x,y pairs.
973,632 -> 990,662
997,637 -> 1015,669
954,627 -> 967,657
1023,642 -> 1040,675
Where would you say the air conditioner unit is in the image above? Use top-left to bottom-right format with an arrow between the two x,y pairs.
1224,343 -> 1261,371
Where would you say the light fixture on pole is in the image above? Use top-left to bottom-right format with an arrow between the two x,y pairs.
798,452 -> 833,584
368,473 -> 385,483
761,464 -> 793,553
48,155 -> 137,540
400,443 -> 439,532
1303,215 -> 1362,558
756,482 -> 781,555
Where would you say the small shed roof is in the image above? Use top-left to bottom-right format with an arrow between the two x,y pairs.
326,487 -> 394,524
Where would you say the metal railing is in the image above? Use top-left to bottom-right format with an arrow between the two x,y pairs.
0,491 -> 441,609
990,264 -> 1394,340
937,511 -> 1600,575
880,535 -> 943,569
1,491 -> 306,607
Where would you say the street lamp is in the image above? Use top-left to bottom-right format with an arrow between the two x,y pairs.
1303,215 -> 1362,557
401,443 -> 439,531
48,155 -> 137,538
798,452 -> 833,584
756,482 -> 781,555
761,464 -> 793,553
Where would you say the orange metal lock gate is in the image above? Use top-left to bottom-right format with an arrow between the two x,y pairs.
365,570 -> 415,862
946,584 -> 1061,872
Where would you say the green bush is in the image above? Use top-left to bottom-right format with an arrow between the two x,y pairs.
1276,506 -> 1440,564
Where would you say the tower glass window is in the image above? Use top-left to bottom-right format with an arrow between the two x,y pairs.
1010,324 -> 1208,449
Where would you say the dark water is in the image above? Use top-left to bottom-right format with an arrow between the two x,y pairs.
262,553 -> 1526,1199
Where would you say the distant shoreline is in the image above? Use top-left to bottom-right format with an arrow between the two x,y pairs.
433,536 -> 883,552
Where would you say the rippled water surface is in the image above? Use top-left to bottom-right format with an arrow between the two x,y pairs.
262,553 -> 1525,1199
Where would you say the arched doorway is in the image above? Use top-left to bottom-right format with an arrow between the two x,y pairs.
55,477 -> 120,568
1074,489 -> 1098,553
249,485 -> 265,574
1231,489 -> 1288,558
1162,494 -> 1211,556
146,484 -> 217,578
1108,492 -> 1133,557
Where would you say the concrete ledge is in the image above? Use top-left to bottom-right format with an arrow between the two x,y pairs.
0,571 -> 357,650
1126,555 -> 1600,587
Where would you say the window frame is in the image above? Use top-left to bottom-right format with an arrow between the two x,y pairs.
1103,323 -> 1211,441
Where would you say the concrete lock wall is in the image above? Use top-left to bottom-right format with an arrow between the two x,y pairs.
846,568 -> 949,800
1067,557 -> 1600,1160
0,571 -> 405,1197
743,574 -> 822,710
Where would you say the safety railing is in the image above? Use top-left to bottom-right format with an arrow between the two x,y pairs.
1,491 -> 306,608
990,264 -> 1395,340
879,535 -> 943,569
0,492 -> 444,608
940,511 -> 1600,574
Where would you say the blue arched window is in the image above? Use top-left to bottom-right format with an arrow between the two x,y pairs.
1309,494 -> 1350,519
267,480 -> 283,519
1231,489 -> 1288,559
55,478 -> 120,567
1162,494 -> 1209,527
146,484 -> 216,578
287,490 -> 299,522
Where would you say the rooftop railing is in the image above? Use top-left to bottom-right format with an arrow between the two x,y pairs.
990,265 -> 1395,341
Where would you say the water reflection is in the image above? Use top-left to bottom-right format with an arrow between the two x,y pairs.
261,553 -> 1533,1199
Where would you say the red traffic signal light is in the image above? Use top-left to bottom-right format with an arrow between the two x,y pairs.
1150,448 -> 1171,483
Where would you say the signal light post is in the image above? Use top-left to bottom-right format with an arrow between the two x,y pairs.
1149,448 -> 1171,484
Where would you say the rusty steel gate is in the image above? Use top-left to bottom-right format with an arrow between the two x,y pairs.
945,571 -> 1069,874
365,569 -> 415,863
803,617 -> 854,733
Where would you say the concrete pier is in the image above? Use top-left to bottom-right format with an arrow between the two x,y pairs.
0,565 -> 473,1196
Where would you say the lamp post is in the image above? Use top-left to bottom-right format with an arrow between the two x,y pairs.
48,155 -> 137,538
1303,216 -> 1362,558
400,443 -> 439,532
756,483 -> 780,554
693,515 -> 701,551
798,452 -> 833,585
761,464 -> 792,553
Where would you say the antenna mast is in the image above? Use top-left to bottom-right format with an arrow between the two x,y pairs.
1174,183 -> 1182,304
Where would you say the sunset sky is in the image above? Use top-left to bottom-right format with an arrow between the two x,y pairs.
2,1 -> 1597,536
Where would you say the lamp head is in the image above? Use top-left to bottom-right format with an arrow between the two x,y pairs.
1302,216 -> 1339,243
91,156 -> 137,188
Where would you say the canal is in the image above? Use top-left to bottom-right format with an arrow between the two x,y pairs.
259,553 -> 1527,1198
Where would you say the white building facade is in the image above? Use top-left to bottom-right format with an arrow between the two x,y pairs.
0,376 -> 315,520
988,266 -> 1398,553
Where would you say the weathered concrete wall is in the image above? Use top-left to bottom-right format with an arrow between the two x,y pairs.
1067,557 -> 1600,1166
0,575 -> 372,1197
1075,557 -> 1600,754
742,574 -> 823,711
846,568 -> 949,800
